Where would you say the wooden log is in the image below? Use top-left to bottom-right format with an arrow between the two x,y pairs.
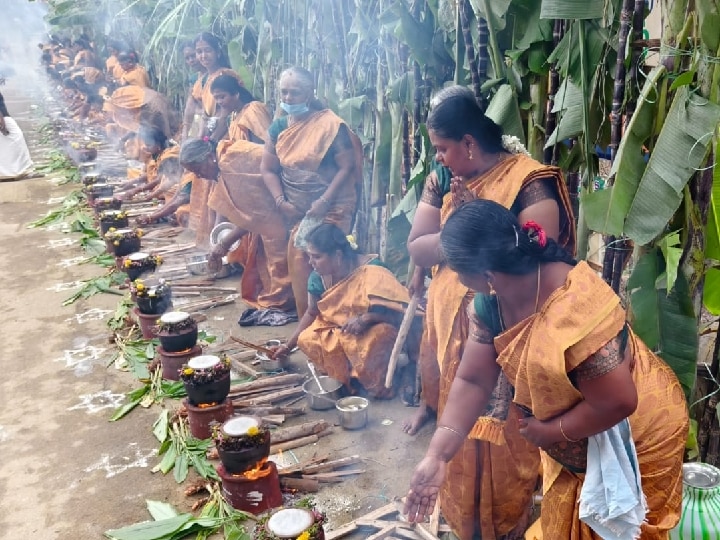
414,524 -> 440,540
228,374 -> 305,394
303,469 -> 366,481
326,503 -> 402,540
232,386 -> 304,406
261,415 -> 285,425
237,405 -> 305,418
230,358 -> 260,379
270,420 -> 331,444
428,502 -> 440,535
301,455 -> 362,474
366,525 -> 399,540
277,454 -> 332,476
280,477 -> 319,493
269,430 -> 331,454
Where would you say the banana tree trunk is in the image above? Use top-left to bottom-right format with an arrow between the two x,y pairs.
459,0 -> 482,102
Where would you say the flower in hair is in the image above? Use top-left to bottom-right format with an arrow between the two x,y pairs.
202,136 -> 210,142
346,234 -> 358,250
501,135 -> 530,156
521,221 -> 547,248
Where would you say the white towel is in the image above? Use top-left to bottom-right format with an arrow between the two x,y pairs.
578,419 -> 647,539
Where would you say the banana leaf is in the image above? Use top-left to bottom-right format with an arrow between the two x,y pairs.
544,79 -> 584,147
540,0 -> 606,20
627,248 -> 698,399
485,84 -> 526,144
582,66 -> 665,235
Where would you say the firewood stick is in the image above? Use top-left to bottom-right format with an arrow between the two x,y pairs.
237,405 -> 305,417
302,469 -> 366,480
270,420 -> 332,444
280,477 -> 319,493
366,525 -> 398,540
277,454 -> 332,475
270,432 -> 327,454
261,415 -> 285,425
301,475 -> 343,483
301,455 -> 362,474
428,502 -> 440,535
230,358 -> 260,379
385,295 -> 420,388
228,374 -> 305,394
232,386 -> 304,406
414,524 -> 440,540
325,503 -> 399,540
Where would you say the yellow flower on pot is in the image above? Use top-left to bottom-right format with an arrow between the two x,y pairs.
113,241 -> 120,246
123,259 -> 132,268
247,425 -> 260,436
183,367 -> 194,376
297,531 -> 310,540
108,227 -> 116,232
136,229 -> 144,237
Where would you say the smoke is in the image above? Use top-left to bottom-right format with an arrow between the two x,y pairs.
0,0 -> 48,89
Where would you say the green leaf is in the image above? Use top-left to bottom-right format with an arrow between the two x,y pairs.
145,343 -> 155,360
545,79 -> 584,147
468,0 -> 512,31
485,84 -> 525,144
153,410 -> 169,443
703,269 -> 720,315
697,0 -> 720,52
110,387 -> 149,422
582,67 -> 665,235
146,500 -> 179,521
669,69 -> 696,91
174,453 -> 189,483
657,231 -> 683,292
104,514 -> 193,540
154,444 -> 177,474
627,248 -> 698,399
540,0 -> 606,20
624,87 -> 720,244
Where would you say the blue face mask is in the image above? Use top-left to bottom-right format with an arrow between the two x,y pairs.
280,102 -> 309,115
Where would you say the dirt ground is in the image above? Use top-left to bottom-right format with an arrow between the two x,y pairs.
0,80 -> 432,539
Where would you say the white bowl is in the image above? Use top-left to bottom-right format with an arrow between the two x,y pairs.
188,355 -> 221,370
160,311 -> 189,324
222,416 -> 260,437
210,222 -> 240,251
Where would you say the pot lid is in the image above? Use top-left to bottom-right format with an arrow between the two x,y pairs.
100,210 -> 122,217
188,355 -> 220,370
128,252 -> 149,261
683,462 -> 720,489
267,508 -> 314,538
222,416 -> 259,436
160,311 -> 190,324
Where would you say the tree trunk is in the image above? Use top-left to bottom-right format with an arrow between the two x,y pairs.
459,0 -> 482,102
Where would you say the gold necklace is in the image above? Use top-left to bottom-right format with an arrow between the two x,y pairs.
497,265 -> 541,332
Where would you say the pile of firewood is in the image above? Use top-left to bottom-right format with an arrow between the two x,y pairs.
277,453 -> 364,493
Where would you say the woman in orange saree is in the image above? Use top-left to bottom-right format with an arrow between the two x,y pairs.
204,75 -> 294,310
272,224 -> 418,398
117,52 -> 151,88
404,86 -> 576,540
405,200 -> 687,540
186,33 -> 244,245
261,66 -> 363,316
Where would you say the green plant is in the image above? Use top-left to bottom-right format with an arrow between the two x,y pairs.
153,411 -> 218,483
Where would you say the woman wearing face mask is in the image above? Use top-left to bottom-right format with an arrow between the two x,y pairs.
260,66 -> 364,316
404,86 -> 576,540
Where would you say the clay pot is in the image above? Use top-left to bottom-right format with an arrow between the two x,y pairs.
185,372 -> 231,406
216,416 -> 271,474
93,197 -> 122,213
157,312 -> 199,353
184,398 -> 231,439
105,230 -> 141,257
74,147 -> 98,162
99,211 -> 129,235
81,172 -> 106,186
123,252 -> 158,281
159,344 -> 202,381
136,291 -> 172,315
132,307 -> 161,340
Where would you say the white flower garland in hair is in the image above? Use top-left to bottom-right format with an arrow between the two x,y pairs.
501,135 -> 531,156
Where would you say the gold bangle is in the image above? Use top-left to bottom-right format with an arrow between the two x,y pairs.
559,418 -> 581,443
438,425 -> 464,439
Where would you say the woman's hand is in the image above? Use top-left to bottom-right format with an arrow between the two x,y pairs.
136,215 -> 155,226
305,197 -> 331,219
341,315 -> 370,336
450,176 -> 475,209
279,200 -> 303,223
208,243 -> 228,273
270,344 -> 290,360
518,416 -> 560,449
404,455 -> 447,523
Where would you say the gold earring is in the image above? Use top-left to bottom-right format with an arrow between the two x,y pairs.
487,281 -> 496,295
468,150 -> 473,160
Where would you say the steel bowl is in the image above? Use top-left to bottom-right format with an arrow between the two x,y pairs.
255,340 -> 285,372
302,376 -> 343,410
186,254 -> 209,275
336,396 -> 369,430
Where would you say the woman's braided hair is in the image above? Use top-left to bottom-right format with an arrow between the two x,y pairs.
440,199 -> 575,276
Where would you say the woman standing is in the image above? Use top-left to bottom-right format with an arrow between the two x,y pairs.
260,66 -> 363,316
0,91 -> 33,180
405,200 -> 687,539
405,85 -> 575,540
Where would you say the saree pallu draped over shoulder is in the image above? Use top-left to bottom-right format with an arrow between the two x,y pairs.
275,109 -> 363,316
421,154 -> 575,540
297,264 -> 413,398
495,262 -> 686,539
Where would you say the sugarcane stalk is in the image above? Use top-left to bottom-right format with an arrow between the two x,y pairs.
543,20 -> 564,165
459,0 -> 483,102
330,0 -> 349,96
402,109 -> 411,187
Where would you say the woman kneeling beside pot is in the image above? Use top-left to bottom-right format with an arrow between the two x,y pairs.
271,224 -> 421,399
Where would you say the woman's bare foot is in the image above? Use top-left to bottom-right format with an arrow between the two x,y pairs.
402,401 -> 435,435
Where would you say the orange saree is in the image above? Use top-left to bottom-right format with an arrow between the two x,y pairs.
421,154 -> 576,540
274,109 -> 363,315
297,264 -> 413,398
120,65 -> 151,88
208,102 -> 293,310
494,262 -> 687,539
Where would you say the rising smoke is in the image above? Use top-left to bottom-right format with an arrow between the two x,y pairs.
1,0 -> 48,88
